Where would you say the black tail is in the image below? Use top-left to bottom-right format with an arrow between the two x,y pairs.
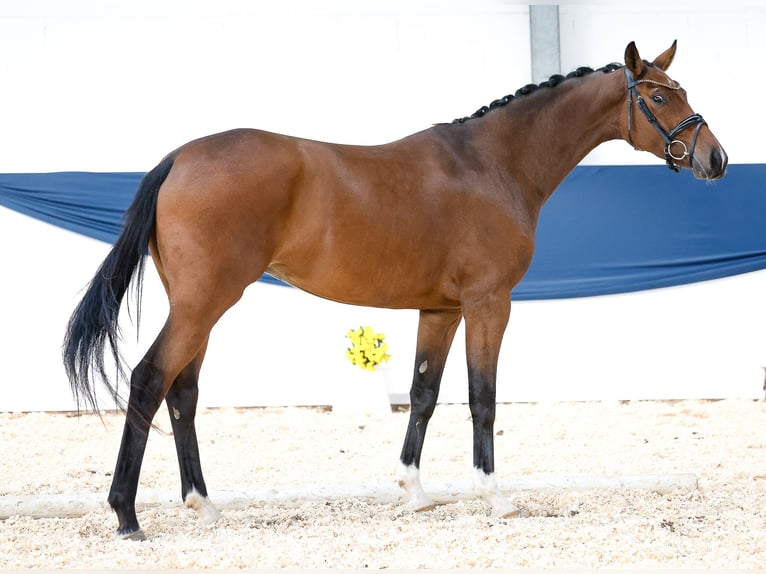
63,156 -> 175,412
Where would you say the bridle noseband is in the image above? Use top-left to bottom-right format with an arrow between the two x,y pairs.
625,68 -> 707,173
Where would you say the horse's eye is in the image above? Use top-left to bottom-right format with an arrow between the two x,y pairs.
652,93 -> 666,104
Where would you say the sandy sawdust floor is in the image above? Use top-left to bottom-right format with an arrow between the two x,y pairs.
2,399 -> 766,569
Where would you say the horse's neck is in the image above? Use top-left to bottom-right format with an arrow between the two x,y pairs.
487,71 -> 625,204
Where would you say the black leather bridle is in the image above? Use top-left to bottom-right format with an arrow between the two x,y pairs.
625,68 -> 707,173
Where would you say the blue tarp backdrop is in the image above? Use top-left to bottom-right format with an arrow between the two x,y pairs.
0,164 -> 764,299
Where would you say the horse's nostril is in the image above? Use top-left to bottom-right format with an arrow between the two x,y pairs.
710,148 -> 723,173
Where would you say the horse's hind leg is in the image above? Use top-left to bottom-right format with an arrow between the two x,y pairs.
165,340 -> 221,524
149,243 -> 220,523
109,349 -> 170,540
398,309 -> 461,511
108,298 -> 235,539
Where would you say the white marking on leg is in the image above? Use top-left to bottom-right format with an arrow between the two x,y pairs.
397,462 -> 435,511
418,360 -> 428,374
172,407 -> 181,420
184,487 -> 222,524
473,467 -> 520,518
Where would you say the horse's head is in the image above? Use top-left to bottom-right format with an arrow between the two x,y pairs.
623,40 -> 727,180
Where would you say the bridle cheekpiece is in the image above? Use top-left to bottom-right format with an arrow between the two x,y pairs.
625,67 -> 706,173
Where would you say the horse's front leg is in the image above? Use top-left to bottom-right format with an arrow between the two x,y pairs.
463,291 -> 519,518
398,308 -> 462,511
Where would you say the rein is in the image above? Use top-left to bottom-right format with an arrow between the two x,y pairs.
625,68 -> 706,173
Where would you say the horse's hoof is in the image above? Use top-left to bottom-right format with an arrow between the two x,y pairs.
116,528 -> 146,541
185,489 -> 222,524
402,488 -> 436,513
410,500 -> 436,513
198,506 -> 222,525
397,465 -> 436,513
491,502 -> 521,519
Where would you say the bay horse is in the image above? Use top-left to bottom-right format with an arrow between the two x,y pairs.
63,41 -> 726,540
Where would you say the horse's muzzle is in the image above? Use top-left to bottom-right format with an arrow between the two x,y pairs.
693,145 -> 727,180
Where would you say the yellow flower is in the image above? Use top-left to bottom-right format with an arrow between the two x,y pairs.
345,325 -> 391,372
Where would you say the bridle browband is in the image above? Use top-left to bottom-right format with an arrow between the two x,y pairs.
625,68 -> 707,173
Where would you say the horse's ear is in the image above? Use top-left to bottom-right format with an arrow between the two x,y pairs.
625,41 -> 645,77
652,40 -> 677,71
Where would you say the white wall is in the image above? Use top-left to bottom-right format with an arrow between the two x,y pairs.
0,0 -> 531,172
1,1 -> 765,412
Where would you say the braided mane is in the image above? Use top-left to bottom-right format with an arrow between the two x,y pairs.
451,62 -> 623,124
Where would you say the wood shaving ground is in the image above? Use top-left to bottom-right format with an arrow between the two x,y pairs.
2,399 -> 766,569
